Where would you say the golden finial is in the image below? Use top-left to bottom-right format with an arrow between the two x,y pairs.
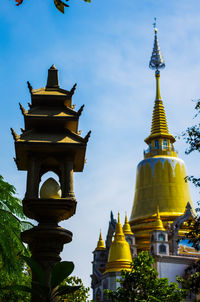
144,20 -> 176,145
118,212 -> 120,224
115,212 -> 124,238
99,229 -> 103,240
123,212 -> 134,235
150,18 -> 164,101
144,22 -> 176,145
153,205 -> 165,231
95,230 -> 106,250
125,211 -> 128,223
153,17 -> 157,33
149,18 -> 165,71
157,205 -> 160,219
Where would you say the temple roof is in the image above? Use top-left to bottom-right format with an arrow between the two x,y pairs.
27,107 -> 77,117
12,65 -> 90,172
32,88 -> 68,96
16,130 -> 85,144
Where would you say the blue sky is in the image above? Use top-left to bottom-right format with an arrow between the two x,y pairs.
1,0 -> 200,296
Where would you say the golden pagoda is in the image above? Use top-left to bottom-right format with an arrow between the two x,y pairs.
95,231 -> 106,251
123,212 -> 134,235
129,26 -> 194,251
150,207 -> 166,232
105,213 -> 132,273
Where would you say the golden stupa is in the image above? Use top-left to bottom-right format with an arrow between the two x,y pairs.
150,207 -> 166,232
129,26 -> 194,251
95,231 -> 106,251
105,213 -> 132,273
123,212 -> 134,235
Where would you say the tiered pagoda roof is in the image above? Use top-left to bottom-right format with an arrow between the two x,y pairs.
12,65 -> 90,172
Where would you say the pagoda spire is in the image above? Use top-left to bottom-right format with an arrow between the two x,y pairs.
149,18 -> 165,71
123,212 -> 133,235
104,213 -> 132,273
95,230 -> 106,250
46,64 -> 59,88
153,206 -> 165,231
129,22 -> 194,252
145,22 -> 175,145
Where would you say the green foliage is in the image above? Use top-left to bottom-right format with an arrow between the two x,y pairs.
2,256 -> 81,301
185,216 -> 200,251
0,268 -> 31,302
183,100 -> 200,155
177,259 -> 200,296
51,261 -> 74,289
0,175 -> 31,269
0,174 -> 33,301
59,276 -> 90,302
105,251 -> 186,302
177,273 -> 200,296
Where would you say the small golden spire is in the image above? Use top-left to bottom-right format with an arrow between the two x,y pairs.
104,212 -> 132,274
115,212 -> 124,239
95,230 -> 106,251
144,72 -> 176,144
152,206 -> 165,231
157,205 -> 160,219
123,212 -> 134,235
118,212 -> 120,223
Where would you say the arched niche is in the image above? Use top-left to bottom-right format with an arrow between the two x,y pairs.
159,244 -> 166,254
158,233 -> 165,241
39,171 -> 61,199
25,154 -> 75,199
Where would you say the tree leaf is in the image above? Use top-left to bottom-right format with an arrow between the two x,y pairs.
54,285 -> 81,297
0,284 -> 45,299
51,261 -> 74,289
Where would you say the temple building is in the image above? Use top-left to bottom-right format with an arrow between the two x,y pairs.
91,26 -> 200,301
